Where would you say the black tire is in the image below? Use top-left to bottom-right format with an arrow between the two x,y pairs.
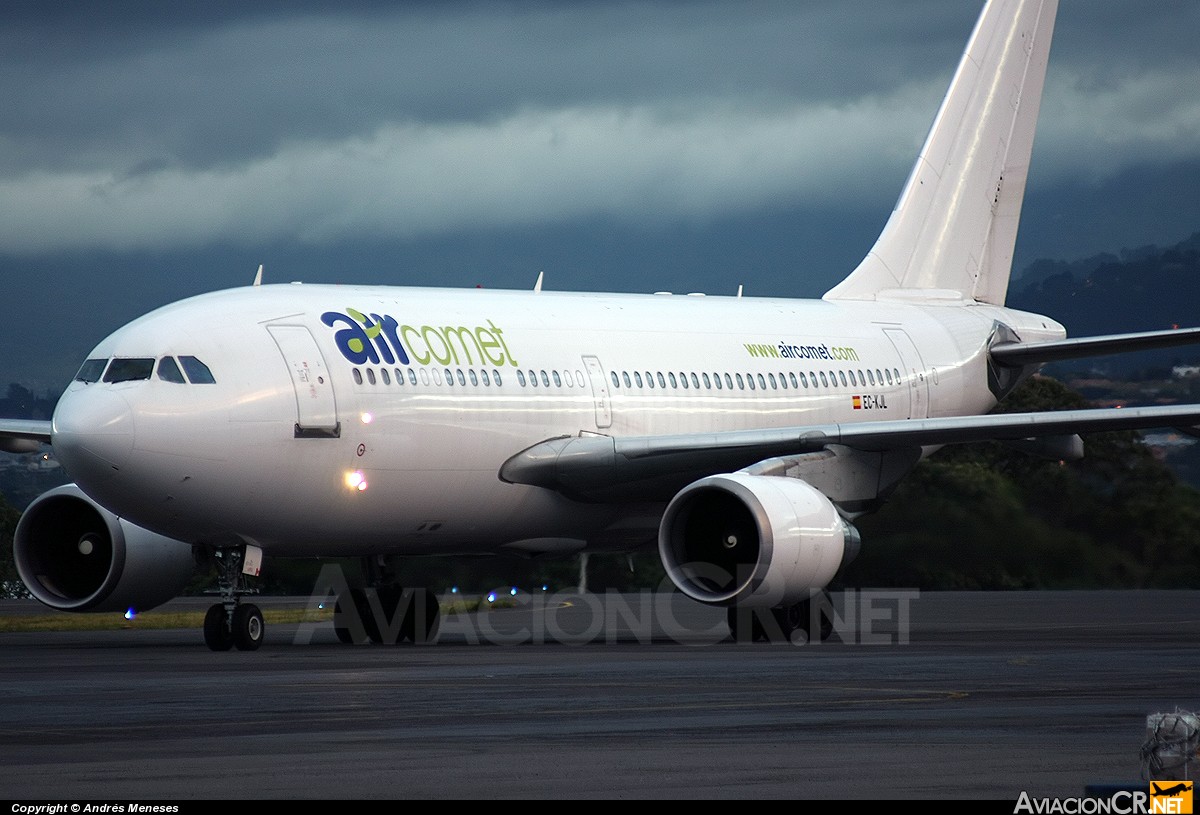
203,604 -> 233,652
373,586 -> 404,645
401,588 -> 442,645
726,606 -> 768,643
333,593 -> 366,644
356,588 -> 384,644
232,603 -> 265,651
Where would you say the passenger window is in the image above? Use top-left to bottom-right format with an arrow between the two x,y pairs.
493,370 -> 502,387
713,373 -> 722,390
757,374 -> 766,389
622,371 -> 631,388
895,368 -> 902,383
395,368 -> 404,385
680,373 -> 688,390
157,357 -> 186,384
886,369 -> 893,385
409,369 -> 418,385
553,370 -> 562,387
657,372 -> 666,388
747,375 -> 755,391
668,372 -> 677,388
103,358 -> 155,383
455,369 -> 465,385
382,368 -> 391,385
75,358 -> 109,383
531,370 -> 541,387
444,368 -> 453,385
634,371 -> 643,388
736,373 -> 744,390
611,372 -> 619,388
353,368 -> 363,385
819,371 -> 829,387
702,373 -> 711,389
768,373 -> 777,389
690,373 -> 700,389
469,369 -> 479,386
367,369 -> 377,385
838,371 -> 847,387
789,372 -> 798,389
518,370 -> 527,386
179,356 -> 216,384
645,371 -> 654,389
724,373 -> 733,389
576,370 -> 584,386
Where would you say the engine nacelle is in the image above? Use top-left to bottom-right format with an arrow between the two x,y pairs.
14,483 -> 197,613
658,473 -> 860,608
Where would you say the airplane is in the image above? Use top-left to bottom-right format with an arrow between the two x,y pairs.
4,0 -> 1200,652
1152,783 -> 1194,797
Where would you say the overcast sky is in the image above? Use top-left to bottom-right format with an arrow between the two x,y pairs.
2,0 -> 1199,390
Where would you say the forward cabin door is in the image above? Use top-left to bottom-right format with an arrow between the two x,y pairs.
268,324 -> 341,438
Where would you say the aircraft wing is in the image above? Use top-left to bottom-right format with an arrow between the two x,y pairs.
500,403 -> 1200,503
991,326 -> 1200,367
0,419 -> 52,453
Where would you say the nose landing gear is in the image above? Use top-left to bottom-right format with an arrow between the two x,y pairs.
199,544 -> 264,652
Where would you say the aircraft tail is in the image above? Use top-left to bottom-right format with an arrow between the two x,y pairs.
824,0 -> 1058,306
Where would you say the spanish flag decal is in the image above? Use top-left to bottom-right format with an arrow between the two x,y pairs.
852,395 -> 862,410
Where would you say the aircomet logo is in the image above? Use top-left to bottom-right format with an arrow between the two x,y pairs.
745,341 -> 860,361
321,308 -> 520,367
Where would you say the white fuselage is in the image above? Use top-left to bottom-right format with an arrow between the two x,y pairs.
49,283 -> 1064,557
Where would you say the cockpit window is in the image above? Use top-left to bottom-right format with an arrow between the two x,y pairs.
157,356 -> 186,383
74,358 -> 108,383
179,356 -> 216,384
103,358 -> 155,383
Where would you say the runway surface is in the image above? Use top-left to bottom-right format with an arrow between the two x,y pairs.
1,589 -> 1198,801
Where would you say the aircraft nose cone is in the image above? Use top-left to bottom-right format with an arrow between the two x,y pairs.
52,388 -> 135,478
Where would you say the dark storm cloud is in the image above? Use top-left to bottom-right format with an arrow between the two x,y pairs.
1,1 -> 1198,388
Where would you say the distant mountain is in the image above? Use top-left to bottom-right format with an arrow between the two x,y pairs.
1009,231 -> 1200,375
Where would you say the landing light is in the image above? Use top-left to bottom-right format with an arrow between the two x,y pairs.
360,412 -> 374,424
344,470 -> 368,491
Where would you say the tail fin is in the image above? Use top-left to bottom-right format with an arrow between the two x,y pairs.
824,0 -> 1058,305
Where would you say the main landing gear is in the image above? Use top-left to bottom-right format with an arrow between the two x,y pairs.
332,556 -> 441,646
199,545 -> 265,652
726,590 -> 835,644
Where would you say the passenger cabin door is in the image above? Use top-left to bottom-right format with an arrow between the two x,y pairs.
268,324 -> 341,438
582,355 -> 613,429
883,327 -> 929,420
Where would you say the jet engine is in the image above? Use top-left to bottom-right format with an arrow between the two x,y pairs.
14,483 -> 197,613
658,473 -> 860,608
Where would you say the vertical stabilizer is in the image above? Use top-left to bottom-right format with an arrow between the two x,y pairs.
824,0 -> 1057,305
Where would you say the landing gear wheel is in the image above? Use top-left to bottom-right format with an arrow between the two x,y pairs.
727,607 -> 768,643
354,588 -> 385,644
334,593 -> 366,644
772,594 -> 835,644
232,603 -> 265,651
203,604 -> 233,652
402,588 -> 442,645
